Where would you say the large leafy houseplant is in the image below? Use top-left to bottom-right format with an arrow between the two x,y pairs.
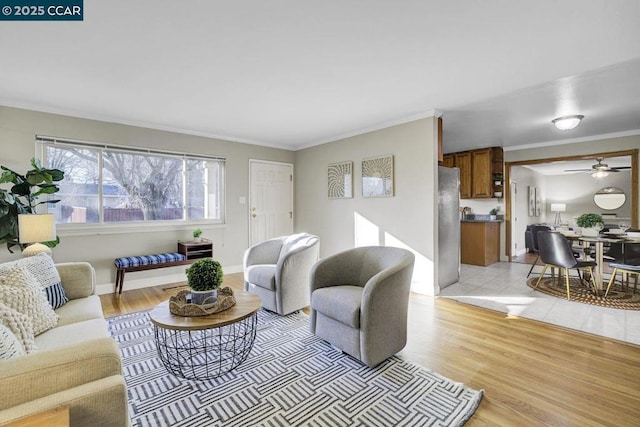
576,213 -> 604,229
0,158 -> 64,252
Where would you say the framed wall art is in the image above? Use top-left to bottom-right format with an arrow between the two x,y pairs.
328,161 -> 353,198
535,188 -> 541,217
362,155 -> 394,198
528,186 -> 536,217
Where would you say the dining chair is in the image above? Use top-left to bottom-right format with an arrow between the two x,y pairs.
534,231 -> 597,300
605,242 -> 640,296
526,225 -> 551,278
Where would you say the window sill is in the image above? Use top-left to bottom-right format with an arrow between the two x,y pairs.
57,221 -> 225,237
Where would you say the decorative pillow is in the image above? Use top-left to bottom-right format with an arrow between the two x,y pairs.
0,302 -> 36,355
0,253 -> 68,309
0,266 -> 58,335
0,324 -> 26,360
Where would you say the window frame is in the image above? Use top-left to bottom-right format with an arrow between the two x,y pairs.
37,136 -> 226,235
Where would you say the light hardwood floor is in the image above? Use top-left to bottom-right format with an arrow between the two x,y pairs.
100,273 -> 640,426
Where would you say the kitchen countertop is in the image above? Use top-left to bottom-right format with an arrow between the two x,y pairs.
461,214 -> 504,223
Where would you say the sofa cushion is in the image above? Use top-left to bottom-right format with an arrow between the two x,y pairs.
0,302 -> 36,355
34,318 -> 110,351
0,322 -> 26,360
0,253 -> 69,309
54,295 -> 104,327
0,266 -> 58,336
245,264 -> 277,291
311,285 -> 363,328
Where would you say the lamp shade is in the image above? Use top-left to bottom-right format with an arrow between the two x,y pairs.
550,203 -> 566,213
18,214 -> 56,244
552,115 -> 584,131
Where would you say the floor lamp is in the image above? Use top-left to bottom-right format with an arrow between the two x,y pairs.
550,203 -> 566,226
18,213 -> 56,257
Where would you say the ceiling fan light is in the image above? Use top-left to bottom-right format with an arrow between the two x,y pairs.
552,115 -> 584,130
591,170 -> 609,179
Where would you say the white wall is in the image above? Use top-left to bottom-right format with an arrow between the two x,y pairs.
0,106 -> 294,293
295,117 -> 440,295
544,170 -> 631,225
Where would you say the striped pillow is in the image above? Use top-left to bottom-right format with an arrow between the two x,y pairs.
44,283 -> 69,309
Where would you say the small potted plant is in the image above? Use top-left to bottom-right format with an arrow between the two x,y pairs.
186,258 -> 223,305
489,207 -> 499,220
576,213 -> 604,237
492,172 -> 503,186
192,228 -> 203,242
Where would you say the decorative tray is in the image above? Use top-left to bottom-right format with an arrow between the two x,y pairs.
169,287 -> 236,317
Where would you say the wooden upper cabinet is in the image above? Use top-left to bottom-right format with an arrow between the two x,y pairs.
442,154 -> 454,168
437,117 -> 444,163
455,152 -> 472,199
446,146 -> 503,199
471,148 -> 492,198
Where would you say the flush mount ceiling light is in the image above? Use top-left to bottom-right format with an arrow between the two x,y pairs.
552,114 -> 584,131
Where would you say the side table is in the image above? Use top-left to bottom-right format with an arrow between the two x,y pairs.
149,291 -> 261,380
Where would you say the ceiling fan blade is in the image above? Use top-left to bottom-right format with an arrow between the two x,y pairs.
611,166 -> 631,171
563,168 -> 591,172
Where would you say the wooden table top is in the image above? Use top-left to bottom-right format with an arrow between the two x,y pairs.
149,291 -> 262,331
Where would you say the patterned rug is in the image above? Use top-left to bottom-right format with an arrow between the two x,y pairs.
527,276 -> 640,310
108,310 -> 483,426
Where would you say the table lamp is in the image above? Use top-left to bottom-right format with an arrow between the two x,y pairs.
550,203 -> 566,226
18,213 -> 56,257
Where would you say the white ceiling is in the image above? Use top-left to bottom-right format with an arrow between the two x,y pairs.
1,1 -> 640,151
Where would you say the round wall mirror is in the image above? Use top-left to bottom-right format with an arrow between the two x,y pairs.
594,187 -> 626,210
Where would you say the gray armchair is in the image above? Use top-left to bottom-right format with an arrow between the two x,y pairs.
243,233 -> 320,315
309,246 -> 415,367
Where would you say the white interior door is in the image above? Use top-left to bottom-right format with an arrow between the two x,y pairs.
249,160 -> 294,246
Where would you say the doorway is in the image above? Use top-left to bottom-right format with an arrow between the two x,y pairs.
504,149 -> 638,259
248,160 -> 294,246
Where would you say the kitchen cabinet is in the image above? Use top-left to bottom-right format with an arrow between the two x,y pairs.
442,147 -> 503,199
461,221 -> 500,266
455,152 -> 472,199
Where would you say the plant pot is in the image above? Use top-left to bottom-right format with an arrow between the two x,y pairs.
581,227 -> 600,237
494,192 -> 502,198
490,215 -> 497,220
190,289 -> 218,305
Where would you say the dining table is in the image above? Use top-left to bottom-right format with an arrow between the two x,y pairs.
559,231 -> 640,295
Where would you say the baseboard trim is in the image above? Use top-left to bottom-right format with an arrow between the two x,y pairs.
96,264 -> 243,295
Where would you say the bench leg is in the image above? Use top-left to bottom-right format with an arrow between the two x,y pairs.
115,269 -> 125,295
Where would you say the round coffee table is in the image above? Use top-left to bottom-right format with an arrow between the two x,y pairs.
149,291 -> 262,380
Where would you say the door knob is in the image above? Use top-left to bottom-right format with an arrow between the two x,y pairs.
252,213 -> 256,218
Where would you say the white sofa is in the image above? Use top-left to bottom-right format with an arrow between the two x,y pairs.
0,261 -> 129,427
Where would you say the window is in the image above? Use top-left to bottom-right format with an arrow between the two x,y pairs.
40,137 -> 225,225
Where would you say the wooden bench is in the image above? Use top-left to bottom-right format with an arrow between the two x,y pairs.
114,253 -> 193,294
114,241 -> 214,294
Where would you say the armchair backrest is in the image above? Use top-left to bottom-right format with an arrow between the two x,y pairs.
349,246 -> 415,287
278,233 -> 319,260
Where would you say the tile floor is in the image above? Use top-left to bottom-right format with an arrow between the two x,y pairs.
439,262 -> 640,346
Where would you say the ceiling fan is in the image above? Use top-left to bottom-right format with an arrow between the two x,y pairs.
563,157 -> 631,175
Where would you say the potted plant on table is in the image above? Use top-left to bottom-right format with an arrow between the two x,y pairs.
576,213 -> 604,237
192,228 -> 203,242
186,258 -> 223,305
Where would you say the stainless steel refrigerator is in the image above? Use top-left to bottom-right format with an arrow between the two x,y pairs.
438,166 -> 460,289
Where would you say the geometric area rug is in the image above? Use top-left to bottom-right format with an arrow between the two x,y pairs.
108,310 -> 483,427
